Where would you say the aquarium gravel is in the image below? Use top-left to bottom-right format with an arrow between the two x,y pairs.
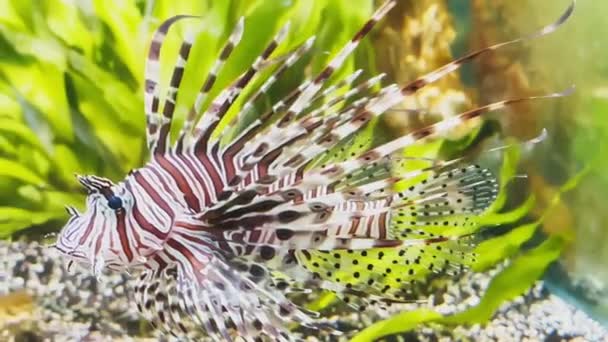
0,241 -> 140,341
1,241 -> 605,341
413,281 -> 608,341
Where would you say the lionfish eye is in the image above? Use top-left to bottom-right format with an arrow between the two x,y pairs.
107,195 -> 123,210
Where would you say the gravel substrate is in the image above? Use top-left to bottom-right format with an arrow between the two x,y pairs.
413,282 -> 608,341
0,241 -> 606,341
0,241 -> 140,341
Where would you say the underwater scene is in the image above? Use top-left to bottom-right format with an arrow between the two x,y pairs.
0,0 -> 607,341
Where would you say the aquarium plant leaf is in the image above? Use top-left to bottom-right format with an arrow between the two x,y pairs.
0,118 -> 44,151
0,207 -> 66,238
472,218 -> 538,272
0,158 -> 46,186
476,194 -> 535,227
443,236 -> 564,324
351,309 -> 443,342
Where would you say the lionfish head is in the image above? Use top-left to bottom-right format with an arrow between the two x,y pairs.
55,174 -> 137,277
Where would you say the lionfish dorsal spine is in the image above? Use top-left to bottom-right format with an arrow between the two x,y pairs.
175,17 -> 246,153
144,15 -> 196,153
189,21 -> 292,155
220,35 -> 318,148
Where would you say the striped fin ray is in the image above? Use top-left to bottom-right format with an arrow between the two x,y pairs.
230,36 -> 319,133
265,86 -> 398,178
269,74 -> 387,171
308,68 -> 364,108
144,15 -> 197,152
224,83 -> 400,198
212,0 -> 574,203
273,0 -> 397,129
226,74 -> 314,154
222,56 -> 366,166
306,71 -> 385,120
302,88 -> 574,189
253,68 -> 373,165
219,36 -> 317,181
210,0 -> 396,197
218,81 -> 310,188
224,83 -> 397,198
191,21 -> 292,153
176,17 -> 245,150
134,267 -> 200,340
154,28 -> 197,155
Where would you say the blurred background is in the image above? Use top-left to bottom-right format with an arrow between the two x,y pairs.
0,0 -> 606,340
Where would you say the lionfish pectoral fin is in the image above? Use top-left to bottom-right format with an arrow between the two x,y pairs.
168,255 -> 333,341
284,163 -> 499,307
133,267 -> 197,340
217,162 -> 497,307
136,219 -> 331,340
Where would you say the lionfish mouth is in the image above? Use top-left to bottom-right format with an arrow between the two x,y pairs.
54,230 -> 107,279
55,244 -> 125,278
52,244 -> 88,272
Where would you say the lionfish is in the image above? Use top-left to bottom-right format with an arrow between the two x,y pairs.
54,1 -> 574,340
